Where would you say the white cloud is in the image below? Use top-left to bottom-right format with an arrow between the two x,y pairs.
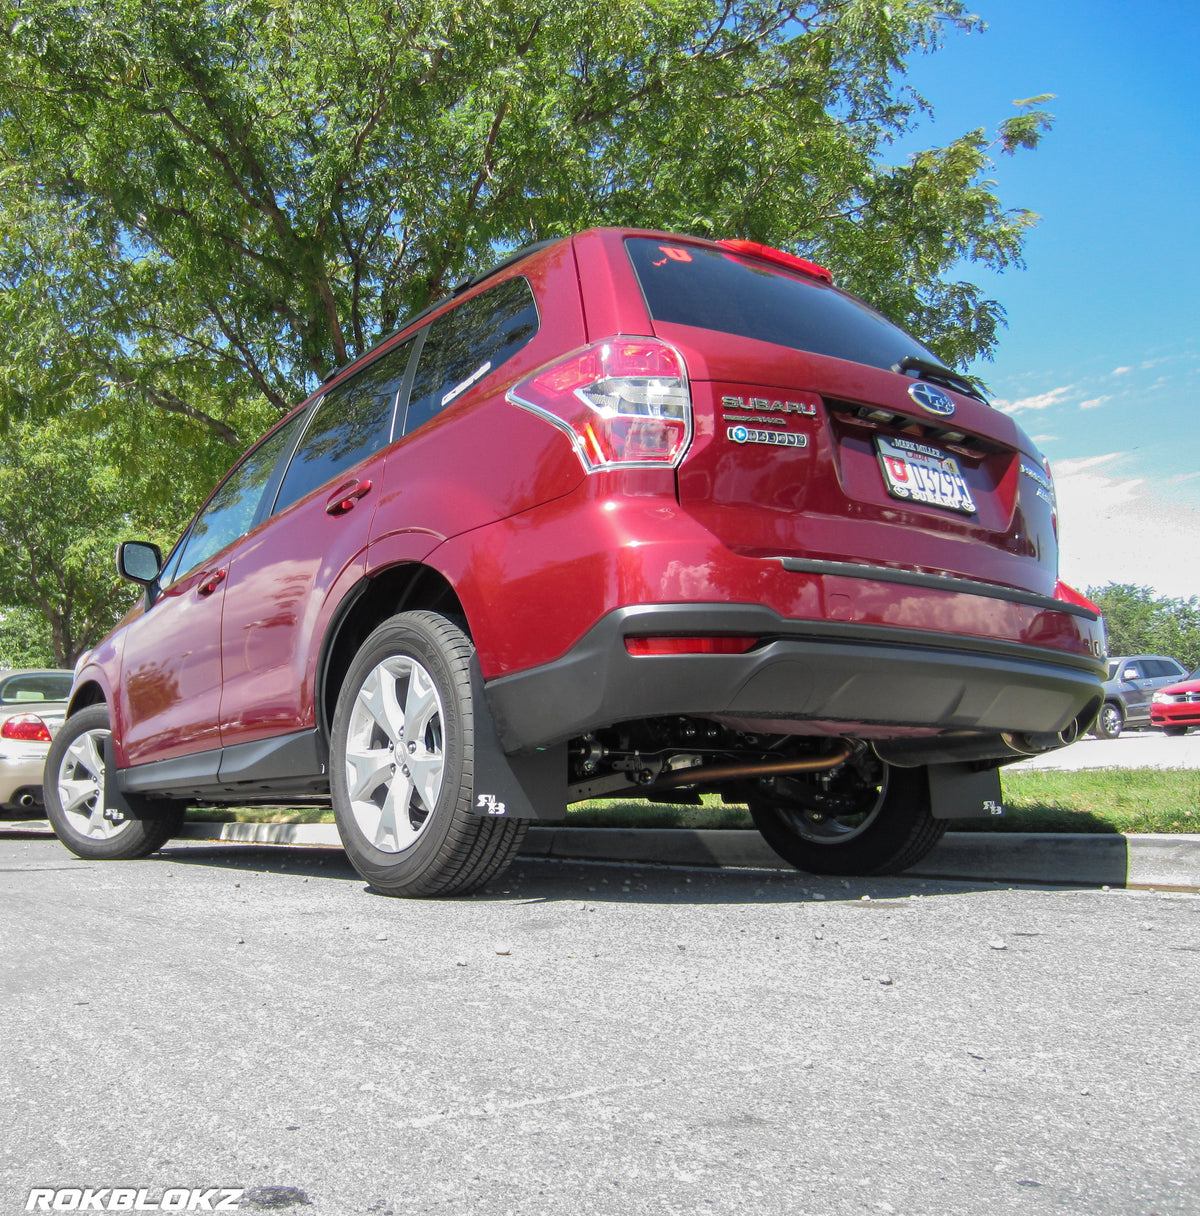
993,385 -> 1073,415
1112,365 -> 1132,375
1078,396 -> 1108,410
1053,455 -> 1200,599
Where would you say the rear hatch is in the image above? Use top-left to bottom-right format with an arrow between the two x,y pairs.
623,236 -> 1058,597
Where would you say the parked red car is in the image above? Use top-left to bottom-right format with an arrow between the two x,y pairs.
45,229 -> 1106,896
1150,667 -> 1200,735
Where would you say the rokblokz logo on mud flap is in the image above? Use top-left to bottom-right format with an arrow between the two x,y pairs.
26,1189 -> 244,1211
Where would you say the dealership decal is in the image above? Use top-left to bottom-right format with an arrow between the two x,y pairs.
440,360 -> 492,407
727,426 -> 807,448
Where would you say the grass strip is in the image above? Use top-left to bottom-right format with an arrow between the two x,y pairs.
183,767 -> 1200,835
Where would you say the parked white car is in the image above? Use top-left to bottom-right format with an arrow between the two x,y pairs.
0,669 -> 73,813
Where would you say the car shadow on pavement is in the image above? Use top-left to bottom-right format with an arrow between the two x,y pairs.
144,841 -> 1109,905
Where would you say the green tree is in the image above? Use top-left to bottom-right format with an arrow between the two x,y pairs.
1,0 -> 1053,449
0,414 -> 219,666
1088,584 -> 1200,673
0,605 -> 56,668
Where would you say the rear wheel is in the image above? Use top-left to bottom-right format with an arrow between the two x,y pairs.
330,611 -> 527,897
1091,702 -> 1124,739
748,756 -> 946,876
44,704 -> 184,860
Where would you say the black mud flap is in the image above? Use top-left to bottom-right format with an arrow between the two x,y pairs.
102,738 -> 179,819
101,737 -> 139,821
927,763 -> 1004,820
470,661 -> 567,820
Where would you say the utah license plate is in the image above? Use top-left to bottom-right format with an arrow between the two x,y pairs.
876,435 -> 977,515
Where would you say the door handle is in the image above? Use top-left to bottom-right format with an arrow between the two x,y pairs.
197,568 -> 227,596
325,478 -> 373,517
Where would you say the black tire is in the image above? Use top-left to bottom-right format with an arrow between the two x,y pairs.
44,704 -> 185,860
330,610 -> 527,897
1161,726 -> 1188,737
1091,702 -> 1124,739
748,757 -> 947,877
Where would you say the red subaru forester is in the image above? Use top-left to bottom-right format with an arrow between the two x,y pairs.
45,229 -> 1106,896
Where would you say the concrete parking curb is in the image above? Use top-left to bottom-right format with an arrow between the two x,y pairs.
4,817 -> 1198,889
520,827 -> 1200,889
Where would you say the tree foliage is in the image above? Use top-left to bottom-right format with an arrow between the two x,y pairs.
0,0 -> 1057,654
1088,584 -> 1200,674
0,414 -> 219,666
1,0 -> 1054,449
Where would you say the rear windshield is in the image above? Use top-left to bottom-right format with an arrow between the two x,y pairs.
626,237 -> 940,372
0,671 -> 71,704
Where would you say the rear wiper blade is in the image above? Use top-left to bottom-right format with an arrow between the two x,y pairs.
892,356 -> 988,405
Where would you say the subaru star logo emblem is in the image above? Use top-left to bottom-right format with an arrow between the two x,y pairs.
907,382 -> 956,416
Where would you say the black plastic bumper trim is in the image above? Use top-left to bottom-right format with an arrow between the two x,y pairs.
483,604 -> 1106,753
776,557 -> 1099,620
119,729 -> 329,800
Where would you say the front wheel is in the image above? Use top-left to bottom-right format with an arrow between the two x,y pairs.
44,704 -> 185,860
1091,702 -> 1124,739
1161,725 -> 1188,737
330,611 -> 527,897
748,757 -> 946,876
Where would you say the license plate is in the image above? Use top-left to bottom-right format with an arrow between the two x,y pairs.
876,435 -> 977,515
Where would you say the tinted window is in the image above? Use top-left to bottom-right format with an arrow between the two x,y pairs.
173,414 -> 305,579
0,672 -> 72,703
1147,658 -> 1186,679
403,277 -> 539,436
626,237 -> 941,372
274,337 -> 415,514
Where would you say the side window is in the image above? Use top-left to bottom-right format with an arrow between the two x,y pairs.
172,413 -> 306,580
1121,663 -> 1143,680
402,277 -> 539,437
1147,659 -> 1183,679
273,336 -> 415,515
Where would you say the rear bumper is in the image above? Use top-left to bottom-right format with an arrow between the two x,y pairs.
483,603 -> 1106,752
0,750 -> 48,807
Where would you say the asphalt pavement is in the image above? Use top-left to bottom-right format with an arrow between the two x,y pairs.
1008,729 -> 1200,772
2,835 -> 1198,1216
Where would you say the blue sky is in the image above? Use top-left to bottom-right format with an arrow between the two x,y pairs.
899,0 -> 1199,599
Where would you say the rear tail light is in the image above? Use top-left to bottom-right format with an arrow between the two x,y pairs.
717,238 -> 834,284
625,636 -> 759,656
508,338 -> 692,471
1053,581 -> 1100,615
1,714 -> 52,743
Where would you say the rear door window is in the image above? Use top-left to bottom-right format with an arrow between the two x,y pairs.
273,336 -> 416,514
626,237 -> 939,372
402,277 -> 539,436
